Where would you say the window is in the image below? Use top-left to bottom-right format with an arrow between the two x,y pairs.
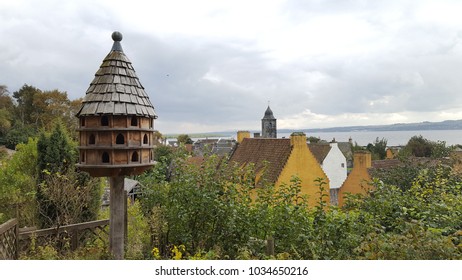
89,134 -> 96,145
131,116 -> 138,126
80,151 -> 85,162
143,134 -> 148,144
81,118 -> 85,127
131,151 -> 139,162
341,163 -> 345,168
101,116 -> 109,126
116,133 -> 125,144
102,152 -> 110,163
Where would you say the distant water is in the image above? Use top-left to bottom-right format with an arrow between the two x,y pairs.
277,130 -> 462,146
194,129 -> 462,146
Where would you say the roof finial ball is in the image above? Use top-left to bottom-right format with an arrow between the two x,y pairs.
112,31 -> 123,42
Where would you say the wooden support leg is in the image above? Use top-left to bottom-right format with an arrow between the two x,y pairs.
109,176 -> 125,259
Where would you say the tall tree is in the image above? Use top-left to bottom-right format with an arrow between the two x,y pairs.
35,122 -> 102,228
12,84 -> 42,126
37,122 -> 75,177
36,122 -> 76,227
32,90 -> 71,130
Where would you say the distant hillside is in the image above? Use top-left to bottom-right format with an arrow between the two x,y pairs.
278,119 -> 462,133
167,120 -> 462,138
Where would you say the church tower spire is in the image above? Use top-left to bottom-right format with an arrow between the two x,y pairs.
262,104 -> 277,138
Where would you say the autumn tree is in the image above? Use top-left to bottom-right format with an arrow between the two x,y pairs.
32,90 -> 72,130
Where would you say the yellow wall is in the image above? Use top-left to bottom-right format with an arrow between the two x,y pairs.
386,148 -> 397,159
338,151 -> 373,207
276,133 -> 330,207
237,131 -> 251,143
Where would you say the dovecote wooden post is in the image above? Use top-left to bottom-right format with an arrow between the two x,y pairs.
76,31 -> 157,259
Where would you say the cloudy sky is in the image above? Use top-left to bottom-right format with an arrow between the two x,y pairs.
2,0 -> 462,134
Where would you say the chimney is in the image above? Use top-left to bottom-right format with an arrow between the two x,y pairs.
290,132 -> 307,149
237,131 -> 250,143
353,151 -> 371,169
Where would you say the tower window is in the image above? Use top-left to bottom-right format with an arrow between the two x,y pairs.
102,152 -> 110,163
143,134 -> 148,144
89,134 -> 96,145
81,118 -> 85,127
131,151 -> 139,162
131,117 -> 138,126
116,133 -> 125,145
101,116 -> 109,126
80,151 -> 85,162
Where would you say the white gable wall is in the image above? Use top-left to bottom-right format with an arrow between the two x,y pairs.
321,142 -> 347,189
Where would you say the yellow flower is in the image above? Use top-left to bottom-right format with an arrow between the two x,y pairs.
151,247 -> 161,260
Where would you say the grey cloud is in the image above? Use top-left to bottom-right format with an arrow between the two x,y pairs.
2,1 -> 462,134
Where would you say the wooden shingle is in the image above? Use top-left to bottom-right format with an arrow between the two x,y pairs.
76,35 -> 157,118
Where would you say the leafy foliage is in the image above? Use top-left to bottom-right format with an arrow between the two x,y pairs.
401,135 -> 453,158
36,123 -> 101,228
0,138 -> 38,225
136,152 -> 462,260
177,134 -> 193,145
366,137 -> 387,160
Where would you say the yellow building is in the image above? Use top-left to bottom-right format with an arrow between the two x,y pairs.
337,151 -> 373,207
386,147 -> 401,159
229,132 -> 330,207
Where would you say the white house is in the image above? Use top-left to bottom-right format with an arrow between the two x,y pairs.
308,141 -> 347,205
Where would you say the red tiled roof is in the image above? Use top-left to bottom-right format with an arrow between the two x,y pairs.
371,159 -> 402,169
308,144 -> 331,164
229,138 -> 292,184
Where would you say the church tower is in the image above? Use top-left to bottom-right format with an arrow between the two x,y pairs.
261,105 -> 277,138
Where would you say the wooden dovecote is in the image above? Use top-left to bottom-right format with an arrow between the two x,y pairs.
76,31 -> 158,177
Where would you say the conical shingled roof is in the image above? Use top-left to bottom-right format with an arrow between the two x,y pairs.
263,105 -> 275,119
77,31 -> 157,118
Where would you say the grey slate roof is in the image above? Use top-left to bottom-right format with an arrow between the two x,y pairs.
77,32 -> 157,118
262,106 -> 275,119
